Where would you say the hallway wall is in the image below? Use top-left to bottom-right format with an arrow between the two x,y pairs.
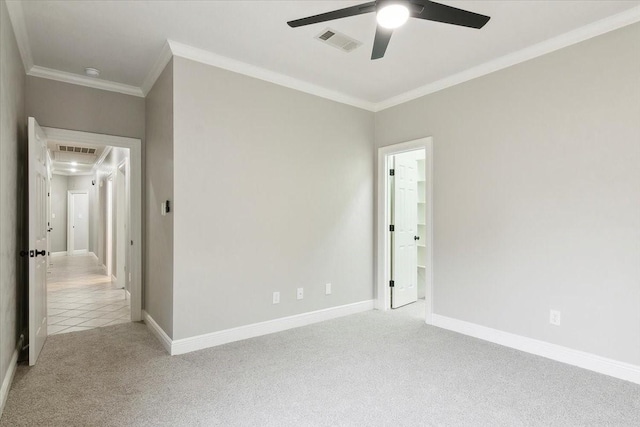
50,175 -> 68,253
0,0 -> 26,416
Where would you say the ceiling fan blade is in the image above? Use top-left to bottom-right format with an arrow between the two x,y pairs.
371,26 -> 393,60
287,1 -> 377,28
412,0 -> 490,29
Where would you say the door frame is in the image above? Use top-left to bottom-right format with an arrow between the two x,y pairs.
42,127 -> 143,322
67,190 -> 89,255
115,159 -> 128,291
105,176 -> 114,278
376,137 -> 434,323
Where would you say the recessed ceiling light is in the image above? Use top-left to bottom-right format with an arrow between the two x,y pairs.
71,161 -> 78,166
377,4 -> 410,29
84,67 -> 100,78
70,169 -> 77,173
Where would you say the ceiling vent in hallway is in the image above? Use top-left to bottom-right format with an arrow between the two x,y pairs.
315,28 -> 362,53
57,145 -> 97,154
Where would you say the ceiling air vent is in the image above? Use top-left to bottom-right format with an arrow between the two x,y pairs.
315,28 -> 362,53
58,145 -> 96,154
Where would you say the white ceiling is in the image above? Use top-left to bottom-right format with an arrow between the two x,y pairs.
10,0 -> 640,107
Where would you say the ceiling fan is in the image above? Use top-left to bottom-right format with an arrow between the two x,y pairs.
287,0 -> 491,60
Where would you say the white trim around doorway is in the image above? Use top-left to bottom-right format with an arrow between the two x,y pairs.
42,126 -> 143,322
376,137 -> 434,323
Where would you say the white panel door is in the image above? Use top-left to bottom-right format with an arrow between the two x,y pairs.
28,117 -> 49,365
69,192 -> 89,253
391,152 -> 418,308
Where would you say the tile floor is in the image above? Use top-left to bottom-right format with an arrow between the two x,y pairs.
47,254 -> 130,335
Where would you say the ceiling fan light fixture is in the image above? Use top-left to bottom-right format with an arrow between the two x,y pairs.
376,4 -> 410,29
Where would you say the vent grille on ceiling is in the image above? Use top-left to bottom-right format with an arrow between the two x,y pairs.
315,28 -> 362,53
58,145 -> 96,154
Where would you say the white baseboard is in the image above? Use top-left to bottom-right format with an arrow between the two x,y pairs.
144,300 -> 374,356
71,249 -> 88,255
89,252 -> 98,260
431,314 -> 640,385
125,290 -> 131,300
142,310 -> 172,354
0,350 -> 18,418
50,251 -> 67,257
171,300 -> 374,355
111,275 -> 117,283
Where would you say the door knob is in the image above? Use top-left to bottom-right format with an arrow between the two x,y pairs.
414,236 -> 420,241
35,250 -> 46,257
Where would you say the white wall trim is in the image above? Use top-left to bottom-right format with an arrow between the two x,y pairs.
374,5 -> 640,111
5,0 -> 33,72
0,349 -> 18,418
167,40 -> 376,112
49,251 -> 66,257
432,314 -> 640,385
141,41 -> 173,96
376,138 -> 434,322
168,300 -> 374,356
28,66 -> 144,98
142,310 -> 172,354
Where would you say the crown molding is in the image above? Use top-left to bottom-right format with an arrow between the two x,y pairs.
5,3 -> 639,110
167,40 -> 377,112
374,5 -> 640,111
28,66 -> 144,97
141,41 -> 173,96
5,0 -> 33,72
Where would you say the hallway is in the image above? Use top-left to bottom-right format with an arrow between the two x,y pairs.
47,255 -> 130,335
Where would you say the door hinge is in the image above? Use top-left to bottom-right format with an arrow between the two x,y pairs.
389,225 -> 394,232
389,280 -> 395,288
389,169 -> 395,176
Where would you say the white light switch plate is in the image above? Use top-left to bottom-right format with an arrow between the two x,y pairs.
297,288 -> 304,300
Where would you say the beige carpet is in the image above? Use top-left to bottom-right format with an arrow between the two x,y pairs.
2,308 -> 640,426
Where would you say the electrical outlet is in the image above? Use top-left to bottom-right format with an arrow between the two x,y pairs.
297,288 -> 304,300
272,291 -> 280,304
549,309 -> 561,326
325,283 -> 332,295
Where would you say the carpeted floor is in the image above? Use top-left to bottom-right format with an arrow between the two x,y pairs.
2,304 -> 640,426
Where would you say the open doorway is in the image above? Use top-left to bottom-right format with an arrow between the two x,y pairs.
377,137 -> 434,323
47,142 -> 132,335
32,124 -> 141,344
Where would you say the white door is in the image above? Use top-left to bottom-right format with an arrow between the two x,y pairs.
68,192 -> 89,254
116,167 -> 127,289
106,178 -> 113,277
28,117 -> 49,365
391,152 -> 418,308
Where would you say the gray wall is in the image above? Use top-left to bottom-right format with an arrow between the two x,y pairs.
172,57 -> 374,340
25,76 -> 145,140
50,174 -> 68,252
375,23 -> 640,365
0,0 -> 25,414
145,60 -> 174,337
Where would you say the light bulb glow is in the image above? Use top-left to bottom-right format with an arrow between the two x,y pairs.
376,4 -> 409,29
71,161 -> 78,166
70,169 -> 77,173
